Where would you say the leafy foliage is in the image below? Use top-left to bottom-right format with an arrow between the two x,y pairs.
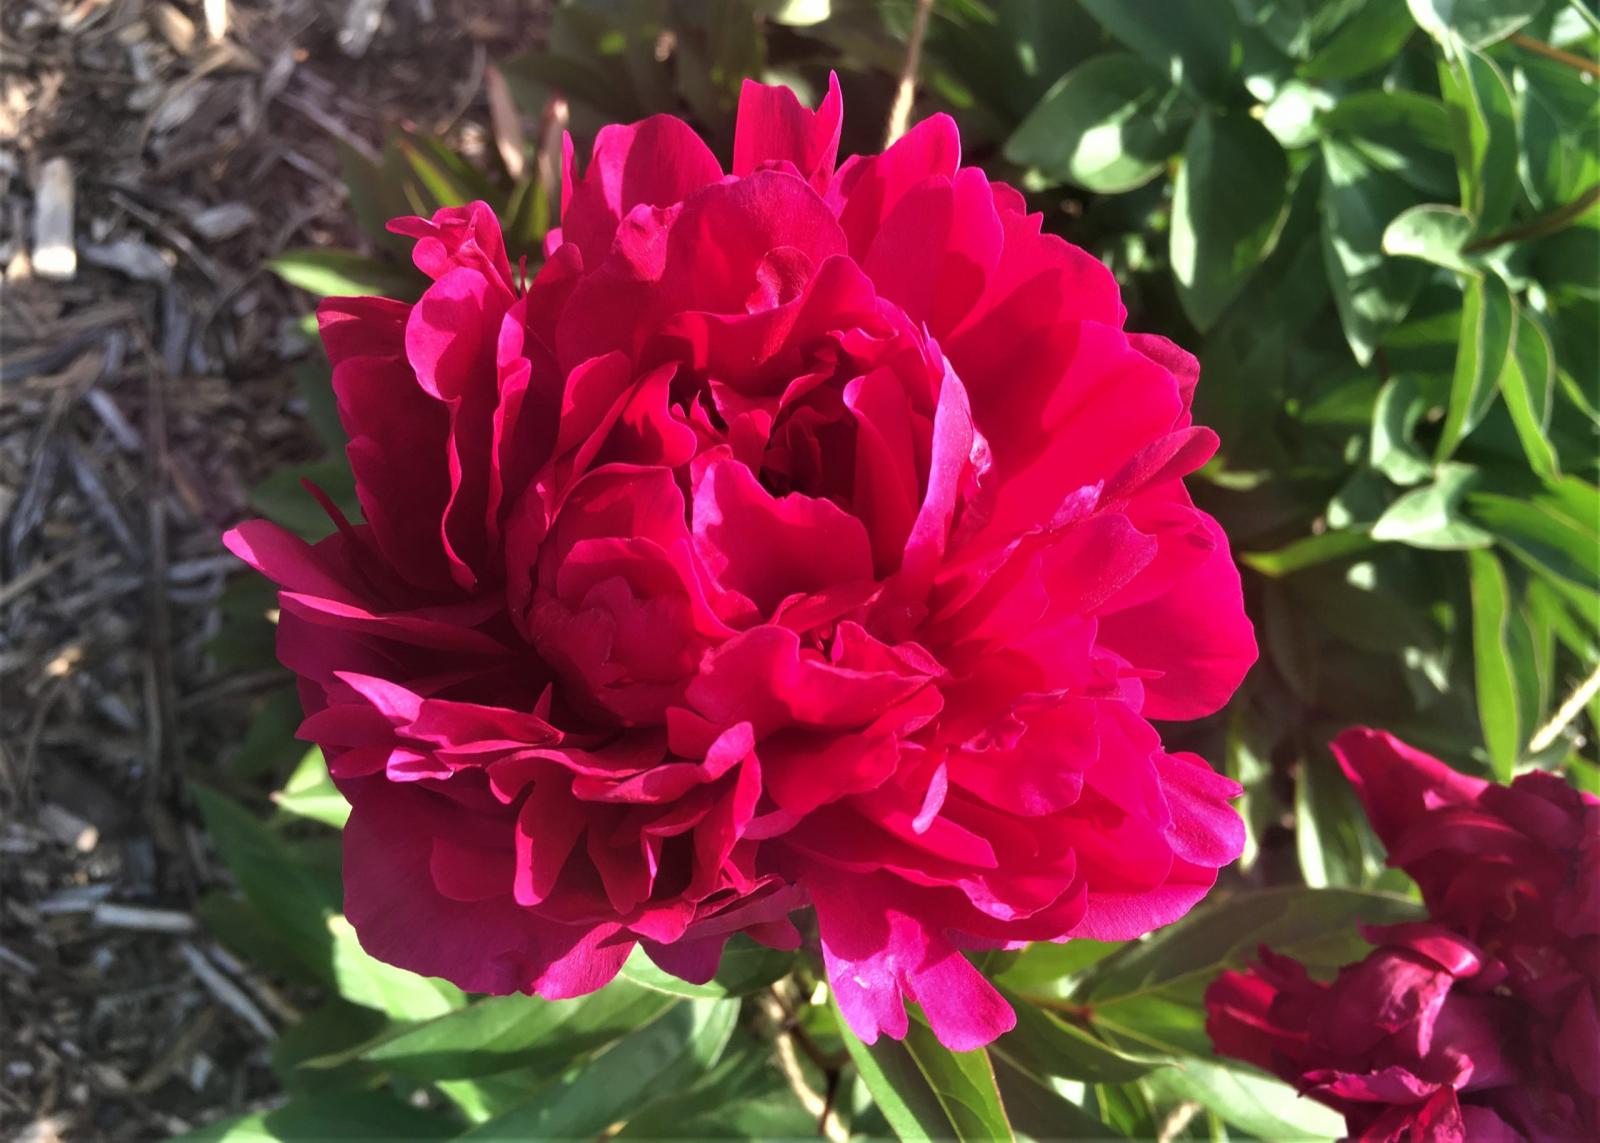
203,0 -> 1597,1138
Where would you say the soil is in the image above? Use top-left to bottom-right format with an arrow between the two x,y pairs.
1,3 -> 541,1137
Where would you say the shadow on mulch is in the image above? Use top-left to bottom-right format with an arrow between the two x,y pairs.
1,3 -> 539,1138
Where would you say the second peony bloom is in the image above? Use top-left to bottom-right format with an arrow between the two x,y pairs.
225,77 -> 1257,1050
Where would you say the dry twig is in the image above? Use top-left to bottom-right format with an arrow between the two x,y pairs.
885,0 -> 934,147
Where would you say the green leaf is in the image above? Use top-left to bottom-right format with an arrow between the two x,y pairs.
1262,79 -> 1339,149
996,989 -> 1161,1084
1372,463 -> 1496,549
1302,0 -> 1419,80
436,1072 -> 550,1126
1466,548 -> 1522,779
1094,1082 -> 1159,1139
271,748 -> 349,829
1005,54 -> 1187,194
1225,707 -> 1278,874
1517,52 -> 1600,210
1295,750 -> 1384,888
1467,485 -> 1600,598
1320,141 -> 1428,363
1317,90 -> 1459,199
919,0 -> 1106,124
618,935 -> 795,998
1501,311 -> 1562,479
195,892 -> 328,987
460,998 -> 739,1139
229,688 -> 305,778
170,1093 -> 459,1142
611,1031 -> 816,1139
1144,1058 -> 1345,1140
1370,376 -> 1437,485
326,914 -> 465,1021
839,1004 -> 1015,1143
293,362 -> 344,454
1437,272 -> 1517,460
1407,0 -> 1546,49
270,1001 -> 388,1097
398,135 -> 494,209
1171,113 -> 1289,331
991,1057 -> 1124,1141
1382,203 -> 1480,273
1077,0 -> 1241,102
991,940 -> 1122,999
190,785 -> 339,983
1440,45 -> 1520,238
249,458 -> 361,542
1241,531 -> 1381,577
335,140 -> 413,255
502,174 -> 551,259
1078,888 -> 1423,1057
310,979 -> 677,1079
268,249 -> 421,300
1228,0 -> 1317,58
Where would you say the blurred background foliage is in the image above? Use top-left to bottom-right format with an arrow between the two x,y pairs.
211,1 -> 1599,1139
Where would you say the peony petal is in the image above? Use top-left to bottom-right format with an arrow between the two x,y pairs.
389,201 -> 515,296
686,624 -> 933,736
562,115 -> 723,261
832,114 -> 961,258
733,73 -> 843,191
807,867 -> 1016,1050
862,166 -> 1004,339
343,780 -> 633,997
691,452 -> 874,616
1096,511 -> 1256,721
1329,728 -> 1489,853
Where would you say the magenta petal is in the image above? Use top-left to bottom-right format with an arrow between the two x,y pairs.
343,780 -> 632,997
733,73 -> 843,192
1330,728 -> 1489,852
643,935 -> 727,984
563,115 -> 723,261
808,868 -> 1015,1050
389,201 -> 515,296
691,451 -> 874,615
1097,511 -> 1256,721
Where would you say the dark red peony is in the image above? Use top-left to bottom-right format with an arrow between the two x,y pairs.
226,77 -> 1256,1049
1206,729 -> 1599,1140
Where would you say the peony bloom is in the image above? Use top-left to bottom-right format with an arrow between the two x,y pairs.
1208,923 -> 1530,1142
1207,730 -> 1600,1140
1333,729 -> 1600,1122
226,77 -> 1255,1049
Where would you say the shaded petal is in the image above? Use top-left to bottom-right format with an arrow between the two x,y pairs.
691,451 -> 874,616
342,780 -> 633,997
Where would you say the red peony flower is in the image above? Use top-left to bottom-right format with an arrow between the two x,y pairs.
225,77 -> 1255,1049
1208,923 -> 1530,1143
1206,730 -> 1600,1140
1333,729 -> 1600,1118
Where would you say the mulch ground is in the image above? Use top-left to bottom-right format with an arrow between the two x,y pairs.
1,3 -> 541,1137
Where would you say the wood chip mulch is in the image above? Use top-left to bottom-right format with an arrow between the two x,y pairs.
1,3 -> 540,1138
